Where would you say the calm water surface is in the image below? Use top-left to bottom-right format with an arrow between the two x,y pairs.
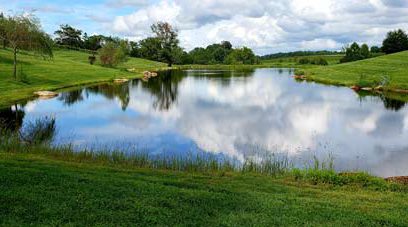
2,69 -> 408,177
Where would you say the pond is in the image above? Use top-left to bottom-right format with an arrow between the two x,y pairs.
1,68 -> 408,177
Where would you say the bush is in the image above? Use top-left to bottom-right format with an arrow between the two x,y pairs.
298,58 -> 310,64
98,42 -> 127,67
311,57 -> 328,66
88,55 -> 96,65
298,57 -> 328,66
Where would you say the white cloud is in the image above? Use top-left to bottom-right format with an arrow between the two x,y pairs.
109,0 -> 408,54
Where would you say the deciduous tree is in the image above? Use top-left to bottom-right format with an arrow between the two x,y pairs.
151,22 -> 180,66
0,15 -> 53,79
54,24 -> 83,48
382,29 -> 408,54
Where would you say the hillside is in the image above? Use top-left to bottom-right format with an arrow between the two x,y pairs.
262,55 -> 344,67
304,51 -> 408,90
0,49 -> 168,107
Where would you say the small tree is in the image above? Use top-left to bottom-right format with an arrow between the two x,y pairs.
341,42 -> 364,63
382,29 -> 408,54
360,44 -> 370,58
98,42 -> 127,67
151,22 -> 180,66
0,15 -> 53,79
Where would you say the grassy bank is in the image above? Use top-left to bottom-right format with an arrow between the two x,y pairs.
0,48 -> 168,107
303,51 -> 408,90
1,128 -> 408,225
1,150 -> 408,226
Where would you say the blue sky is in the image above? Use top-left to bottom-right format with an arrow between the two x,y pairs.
1,0 -> 408,54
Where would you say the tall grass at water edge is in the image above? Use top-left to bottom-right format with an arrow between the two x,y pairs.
0,118 -> 405,191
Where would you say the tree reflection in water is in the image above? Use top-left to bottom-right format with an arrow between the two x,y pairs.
58,90 -> 84,106
86,83 -> 131,111
0,104 -> 25,132
136,69 -> 256,111
357,91 -> 407,112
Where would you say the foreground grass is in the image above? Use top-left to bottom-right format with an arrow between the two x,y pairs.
0,48 -> 168,107
1,151 -> 408,226
304,51 -> 408,90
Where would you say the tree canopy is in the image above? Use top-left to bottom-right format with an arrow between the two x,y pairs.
382,29 -> 408,54
54,24 -> 83,48
151,22 -> 180,66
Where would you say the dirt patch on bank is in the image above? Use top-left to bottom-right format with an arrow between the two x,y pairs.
385,176 -> 408,185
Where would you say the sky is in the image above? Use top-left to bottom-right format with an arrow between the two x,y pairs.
1,0 -> 408,55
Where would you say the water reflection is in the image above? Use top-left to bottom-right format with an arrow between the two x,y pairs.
1,68 -> 408,177
0,104 -> 25,131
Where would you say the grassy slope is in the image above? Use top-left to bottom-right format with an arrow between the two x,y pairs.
0,49 -> 168,107
262,55 -> 344,67
305,51 -> 408,89
1,152 -> 407,226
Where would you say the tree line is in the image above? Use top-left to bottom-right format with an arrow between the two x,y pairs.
0,12 -> 260,81
340,29 -> 408,63
54,23 -> 259,67
261,50 -> 341,60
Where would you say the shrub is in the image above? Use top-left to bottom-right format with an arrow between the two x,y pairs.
88,55 -> 96,65
98,42 -> 127,67
311,57 -> 328,66
298,58 -> 310,64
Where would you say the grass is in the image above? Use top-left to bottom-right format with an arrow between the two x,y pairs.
1,151 -> 408,226
1,118 -> 408,225
304,51 -> 408,90
261,55 -> 344,67
0,48 -> 168,108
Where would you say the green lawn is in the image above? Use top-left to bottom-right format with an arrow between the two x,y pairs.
304,51 -> 408,90
1,152 -> 407,226
0,48 -> 168,107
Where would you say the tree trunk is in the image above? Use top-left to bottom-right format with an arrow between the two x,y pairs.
13,47 -> 17,80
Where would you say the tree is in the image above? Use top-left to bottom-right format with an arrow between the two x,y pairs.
224,47 -> 257,65
382,29 -> 408,54
370,46 -> 381,53
129,41 -> 140,58
0,12 -> 6,49
151,22 -> 180,66
85,35 -> 103,50
139,37 -> 162,61
0,15 -> 53,79
341,42 -> 364,63
221,41 -> 232,50
360,44 -> 370,58
98,42 -> 127,67
54,24 -> 83,48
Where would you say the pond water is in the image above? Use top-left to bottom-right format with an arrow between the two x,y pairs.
2,68 -> 408,177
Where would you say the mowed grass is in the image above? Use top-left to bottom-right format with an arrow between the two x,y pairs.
305,51 -> 408,89
1,152 -> 408,226
0,48 -> 167,107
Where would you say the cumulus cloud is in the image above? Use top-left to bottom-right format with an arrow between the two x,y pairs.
110,0 -> 408,54
4,0 -> 408,53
